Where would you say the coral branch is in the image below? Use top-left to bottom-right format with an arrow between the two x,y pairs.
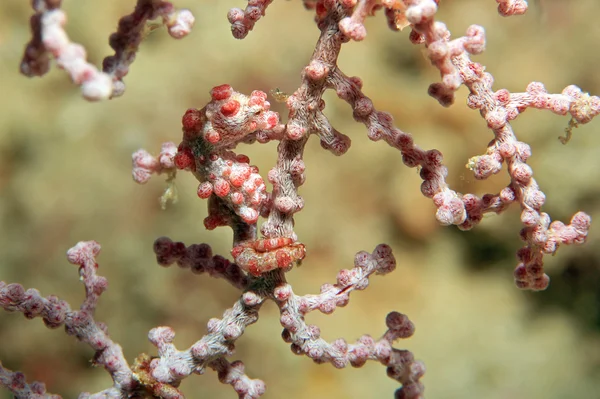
103,0 -> 195,97
0,361 -> 59,399
261,0 -> 353,242
153,236 -> 250,290
328,0 -> 597,290
21,0 -> 194,100
0,242 -> 136,398
338,0 -> 379,41
291,244 -> 396,315
228,0 -> 275,39
209,358 -> 266,399
146,292 -> 265,391
273,245 -> 424,398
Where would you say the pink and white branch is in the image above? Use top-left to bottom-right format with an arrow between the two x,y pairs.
0,242 -> 135,398
0,239 -> 421,398
275,244 -> 425,398
21,0 -> 194,100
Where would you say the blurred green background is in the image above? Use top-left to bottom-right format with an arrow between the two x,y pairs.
1,1 -> 600,398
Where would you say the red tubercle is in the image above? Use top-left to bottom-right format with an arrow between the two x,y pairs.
250,191 -> 263,205
230,173 -> 245,188
274,286 -> 290,302
205,129 -> 221,144
174,148 -> 196,171
220,100 -> 241,117
495,89 -> 510,104
266,113 -> 278,129
249,91 -> 267,107
236,154 -> 250,164
182,108 -> 202,132
203,213 -> 228,230
231,246 -> 244,259
229,166 -> 251,187
276,250 -> 291,268
246,259 -> 261,277
240,207 -> 258,224
243,180 -> 256,194
316,2 -> 327,17
203,216 -> 218,230
231,192 -> 244,205
241,165 -> 252,179
213,179 -> 231,197
197,182 -> 213,199
211,84 -> 233,101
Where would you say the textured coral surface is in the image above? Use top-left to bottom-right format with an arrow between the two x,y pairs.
1,1 -> 600,398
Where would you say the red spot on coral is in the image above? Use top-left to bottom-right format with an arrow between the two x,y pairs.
276,250 -> 291,267
214,179 -> 230,197
197,182 -> 213,199
266,113 -> 278,128
174,148 -> 195,171
244,183 -> 255,194
231,246 -> 244,258
206,129 -> 221,144
249,90 -> 267,107
495,89 -> 510,104
231,192 -> 244,205
204,214 -> 227,230
220,100 -> 240,117
241,166 -> 251,179
247,259 -> 261,276
182,108 -> 202,132
236,154 -> 250,164
211,84 -> 233,101
229,168 -> 248,187
316,2 -> 327,17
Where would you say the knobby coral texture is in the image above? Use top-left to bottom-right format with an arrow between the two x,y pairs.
1,0 -> 599,398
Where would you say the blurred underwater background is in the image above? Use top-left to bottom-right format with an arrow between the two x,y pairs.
1,1 -> 600,398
